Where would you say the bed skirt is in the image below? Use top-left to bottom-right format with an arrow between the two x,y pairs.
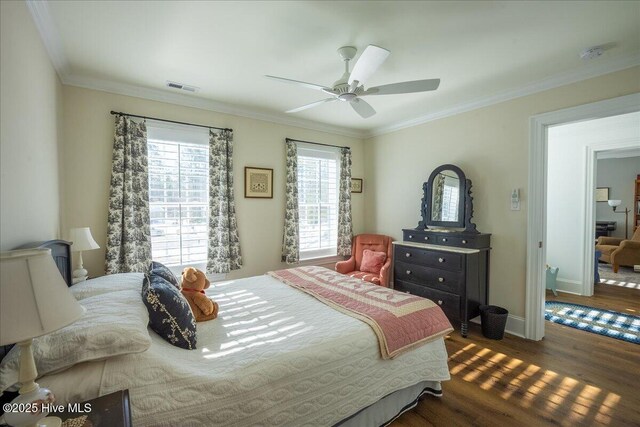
336,380 -> 442,427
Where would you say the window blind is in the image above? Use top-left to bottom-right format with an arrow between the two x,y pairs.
147,128 -> 209,267
297,145 -> 339,259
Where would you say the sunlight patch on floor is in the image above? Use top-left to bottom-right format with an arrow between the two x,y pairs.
448,343 -> 622,424
599,279 -> 640,289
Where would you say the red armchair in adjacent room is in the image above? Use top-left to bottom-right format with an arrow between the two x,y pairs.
335,234 -> 394,287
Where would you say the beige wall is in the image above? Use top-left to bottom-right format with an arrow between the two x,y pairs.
0,1 -> 63,250
61,86 -> 365,278
363,67 -> 640,318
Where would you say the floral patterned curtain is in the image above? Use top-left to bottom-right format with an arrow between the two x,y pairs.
206,130 -> 243,274
432,173 -> 445,221
337,147 -> 353,256
281,141 -> 300,264
105,115 -> 152,274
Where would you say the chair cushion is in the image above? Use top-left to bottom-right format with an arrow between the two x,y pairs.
347,271 -> 381,285
353,234 -> 392,271
360,249 -> 387,274
596,245 -> 617,257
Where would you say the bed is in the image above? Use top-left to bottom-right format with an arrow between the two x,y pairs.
1,241 -> 451,426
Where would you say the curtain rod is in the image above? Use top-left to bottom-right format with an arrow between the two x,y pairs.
285,138 -> 349,150
110,111 -> 232,132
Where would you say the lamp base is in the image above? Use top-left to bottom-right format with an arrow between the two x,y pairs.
72,268 -> 88,279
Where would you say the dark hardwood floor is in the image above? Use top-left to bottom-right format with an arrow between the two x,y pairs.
392,283 -> 640,426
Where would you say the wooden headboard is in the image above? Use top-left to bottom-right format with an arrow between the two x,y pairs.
0,240 -> 73,361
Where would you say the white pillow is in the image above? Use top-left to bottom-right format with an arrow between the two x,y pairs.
0,290 -> 151,393
70,273 -> 144,300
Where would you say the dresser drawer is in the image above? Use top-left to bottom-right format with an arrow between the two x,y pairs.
404,230 -> 436,244
394,280 -> 460,321
403,229 -> 490,249
394,245 -> 463,272
395,261 -> 463,294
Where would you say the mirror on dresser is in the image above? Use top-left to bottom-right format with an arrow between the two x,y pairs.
429,167 -> 463,224
394,164 -> 491,337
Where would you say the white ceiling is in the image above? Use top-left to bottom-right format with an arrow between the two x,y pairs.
32,1 -> 640,137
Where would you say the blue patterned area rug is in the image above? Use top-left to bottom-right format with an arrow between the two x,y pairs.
545,301 -> 640,345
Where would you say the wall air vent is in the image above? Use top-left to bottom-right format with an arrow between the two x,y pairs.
166,81 -> 198,92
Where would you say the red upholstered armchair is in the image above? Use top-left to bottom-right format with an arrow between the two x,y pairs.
335,234 -> 393,287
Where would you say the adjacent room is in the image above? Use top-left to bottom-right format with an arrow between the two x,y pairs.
1,1 -> 639,426
545,112 -> 640,355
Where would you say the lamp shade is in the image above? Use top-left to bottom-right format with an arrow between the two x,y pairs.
607,199 -> 622,207
69,227 -> 100,252
0,249 -> 85,346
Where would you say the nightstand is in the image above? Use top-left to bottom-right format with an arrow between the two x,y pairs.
57,390 -> 131,427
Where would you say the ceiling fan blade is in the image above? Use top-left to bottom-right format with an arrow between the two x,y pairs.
286,98 -> 337,113
348,45 -> 390,86
363,79 -> 440,95
350,98 -> 376,118
265,75 -> 331,92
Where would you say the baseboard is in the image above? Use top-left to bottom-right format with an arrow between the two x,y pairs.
555,289 -> 583,296
470,314 -> 526,338
555,278 -> 583,295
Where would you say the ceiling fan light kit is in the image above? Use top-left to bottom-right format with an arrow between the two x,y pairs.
266,44 -> 440,118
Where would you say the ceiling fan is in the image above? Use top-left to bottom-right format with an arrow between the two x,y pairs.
265,45 -> 440,118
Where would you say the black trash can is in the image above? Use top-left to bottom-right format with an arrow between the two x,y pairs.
480,305 -> 508,340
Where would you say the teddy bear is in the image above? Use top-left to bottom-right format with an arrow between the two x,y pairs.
181,267 -> 219,322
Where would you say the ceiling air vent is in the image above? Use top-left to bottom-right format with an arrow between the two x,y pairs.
166,81 -> 198,92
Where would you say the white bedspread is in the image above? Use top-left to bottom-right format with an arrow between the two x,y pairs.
49,274 -> 450,426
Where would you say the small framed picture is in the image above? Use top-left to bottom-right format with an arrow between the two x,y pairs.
595,187 -> 609,202
351,178 -> 363,193
245,167 -> 273,198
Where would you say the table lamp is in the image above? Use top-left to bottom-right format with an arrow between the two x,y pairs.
69,227 -> 100,280
0,249 -> 85,427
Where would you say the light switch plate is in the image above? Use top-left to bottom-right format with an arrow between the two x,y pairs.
511,189 -> 520,211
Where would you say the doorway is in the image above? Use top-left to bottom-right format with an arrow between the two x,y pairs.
525,93 -> 640,341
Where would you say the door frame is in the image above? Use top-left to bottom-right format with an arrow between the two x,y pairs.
525,93 -> 640,341
583,138 -> 640,296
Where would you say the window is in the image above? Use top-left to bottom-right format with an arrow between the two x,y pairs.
297,144 -> 340,260
147,123 -> 209,268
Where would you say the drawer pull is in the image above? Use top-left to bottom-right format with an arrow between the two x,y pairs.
438,257 -> 444,263
462,239 -> 467,244
438,277 -> 444,283
405,253 -> 411,258
442,238 -> 448,242
406,270 -> 412,275
437,300 -> 443,305
424,236 -> 429,241
409,234 -> 413,239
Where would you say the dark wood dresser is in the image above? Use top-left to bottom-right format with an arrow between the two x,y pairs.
394,163 -> 491,337
393,229 -> 491,337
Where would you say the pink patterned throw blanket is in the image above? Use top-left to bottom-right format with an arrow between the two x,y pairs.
268,266 -> 453,359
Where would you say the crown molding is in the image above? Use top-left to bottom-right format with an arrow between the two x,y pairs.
62,74 -> 366,138
26,0 -> 69,76
366,51 -> 640,138
596,147 -> 640,160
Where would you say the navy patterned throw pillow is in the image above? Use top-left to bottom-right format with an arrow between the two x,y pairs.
149,261 -> 180,289
141,274 -> 197,350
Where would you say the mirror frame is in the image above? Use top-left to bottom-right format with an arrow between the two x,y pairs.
418,164 -> 478,233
